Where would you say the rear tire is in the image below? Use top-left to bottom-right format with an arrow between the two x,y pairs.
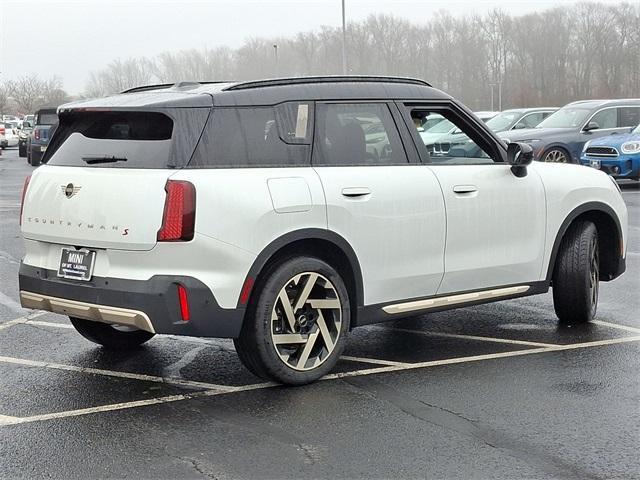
70,317 -> 155,350
234,256 -> 350,385
552,221 -> 599,324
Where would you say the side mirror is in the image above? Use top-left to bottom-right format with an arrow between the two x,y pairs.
513,122 -> 526,130
507,142 -> 533,178
583,121 -> 599,132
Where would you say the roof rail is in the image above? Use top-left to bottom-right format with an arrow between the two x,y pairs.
223,76 -> 432,91
121,83 -> 175,94
121,81 -> 228,94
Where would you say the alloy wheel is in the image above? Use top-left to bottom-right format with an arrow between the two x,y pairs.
270,272 -> 342,371
544,149 -> 568,163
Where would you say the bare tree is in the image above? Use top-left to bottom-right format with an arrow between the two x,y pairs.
0,83 -> 8,115
8,74 -> 44,112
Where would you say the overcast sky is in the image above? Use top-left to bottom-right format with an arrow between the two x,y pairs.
0,0 -> 628,94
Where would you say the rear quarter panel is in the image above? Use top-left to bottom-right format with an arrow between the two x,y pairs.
169,167 -> 327,307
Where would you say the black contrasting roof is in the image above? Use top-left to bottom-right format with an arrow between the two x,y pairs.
224,76 -> 432,91
61,76 -> 447,111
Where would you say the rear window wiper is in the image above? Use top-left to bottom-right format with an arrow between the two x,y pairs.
82,155 -> 128,164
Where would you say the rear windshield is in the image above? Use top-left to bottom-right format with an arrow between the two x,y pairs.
37,113 -> 58,125
44,109 -> 209,169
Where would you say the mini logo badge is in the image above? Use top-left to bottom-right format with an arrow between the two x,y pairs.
62,183 -> 81,198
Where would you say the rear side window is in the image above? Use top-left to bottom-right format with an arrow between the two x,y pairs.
44,109 -> 208,169
619,107 -> 640,128
189,103 -> 312,168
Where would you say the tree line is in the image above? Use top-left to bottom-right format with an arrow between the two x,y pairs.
85,2 -> 640,110
3,2 -> 638,114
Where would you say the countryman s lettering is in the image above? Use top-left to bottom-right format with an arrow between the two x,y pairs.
18,77 -> 627,385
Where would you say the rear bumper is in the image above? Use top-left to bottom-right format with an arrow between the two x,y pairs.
18,263 -> 245,338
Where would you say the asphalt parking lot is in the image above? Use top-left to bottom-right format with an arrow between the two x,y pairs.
0,146 -> 639,479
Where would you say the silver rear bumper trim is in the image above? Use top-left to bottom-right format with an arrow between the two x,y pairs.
19,290 -> 155,333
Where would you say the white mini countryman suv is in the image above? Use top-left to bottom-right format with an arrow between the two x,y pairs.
19,77 -> 628,385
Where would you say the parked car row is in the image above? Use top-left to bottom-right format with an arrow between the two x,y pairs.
417,98 -> 640,181
0,110 -> 59,164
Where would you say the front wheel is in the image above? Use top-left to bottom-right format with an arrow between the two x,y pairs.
234,256 -> 350,385
543,147 -> 570,163
552,221 -> 599,324
70,317 -> 155,350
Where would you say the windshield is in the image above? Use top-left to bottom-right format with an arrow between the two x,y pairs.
537,107 -> 591,129
486,111 -> 521,132
425,118 -> 454,134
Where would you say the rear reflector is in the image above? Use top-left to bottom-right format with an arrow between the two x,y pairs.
19,175 -> 31,226
157,180 -> 196,241
239,277 -> 255,305
177,284 -> 190,321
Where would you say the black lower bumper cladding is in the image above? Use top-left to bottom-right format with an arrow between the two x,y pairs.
19,263 -> 244,338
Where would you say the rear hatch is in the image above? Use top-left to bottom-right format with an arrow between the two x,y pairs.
21,105 -> 210,251
33,110 -> 59,145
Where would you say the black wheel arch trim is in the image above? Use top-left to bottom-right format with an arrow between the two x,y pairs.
545,201 -> 625,282
239,228 -> 364,309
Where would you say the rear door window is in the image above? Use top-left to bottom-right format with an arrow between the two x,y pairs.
188,103 -> 312,168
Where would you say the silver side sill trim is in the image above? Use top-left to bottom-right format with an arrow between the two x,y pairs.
382,285 -> 531,315
19,291 -> 155,333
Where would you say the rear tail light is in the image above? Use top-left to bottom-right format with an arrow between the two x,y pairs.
157,180 -> 196,242
0,126 -> 5,135
34,128 -> 40,141
177,284 -> 190,321
19,175 -> 31,226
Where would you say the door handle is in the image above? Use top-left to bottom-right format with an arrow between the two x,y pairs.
342,187 -> 371,198
453,185 -> 478,194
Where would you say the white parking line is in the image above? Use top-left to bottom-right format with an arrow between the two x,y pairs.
1,334 -> 639,427
0,311 -> 48,331
0,355 -> 238,392
11,320 -> 412,365
23,319 -> 73,329
373,325 -> 558,348
592,320 -> 640,335
0,414 -> 21,426
340,355 -> 409,366
325,335 -> 640,378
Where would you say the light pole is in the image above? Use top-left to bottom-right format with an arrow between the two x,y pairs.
273,44 -> 279,76
341,0 -> 347,74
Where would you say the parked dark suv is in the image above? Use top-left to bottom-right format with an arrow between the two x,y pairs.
27,108 -> 58,166
501,99 -> 640,163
